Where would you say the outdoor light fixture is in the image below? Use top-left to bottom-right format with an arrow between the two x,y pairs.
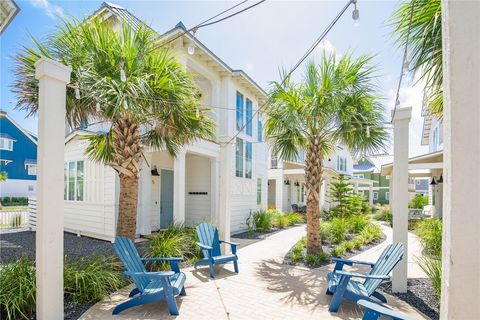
294,181 -> 300,187
430,176 -> 437,185
352,0 -> 360,27
151,166 -> 159,176
438,175 -> 443,183
284,178 -> 290,185
188,28 -> 198,55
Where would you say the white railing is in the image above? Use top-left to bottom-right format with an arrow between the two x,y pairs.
0,210 -> 28,228
28,197 -> 37,230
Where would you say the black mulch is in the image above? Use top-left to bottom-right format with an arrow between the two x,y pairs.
282,232 -> 386,269
379,278 -> 439,320
0,231 -> 148,320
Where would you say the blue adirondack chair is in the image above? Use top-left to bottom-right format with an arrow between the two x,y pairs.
113,236 -> 187,315
358,299 -> 416,320
194,223 -> 239,278
326,242 -> 404,312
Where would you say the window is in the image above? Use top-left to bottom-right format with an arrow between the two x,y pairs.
386,175 -> 390,180
27,165 -> 37,176
432,126 -> 439,152
337,156 -> 347,172
236,92 -> 244,131
0,138 -> 13,151
28,185 -> 34,192
385,192 -> 390,201
64,160 -> 84,201
257,178 -> 262,205
246,98 -> 253,136
257,119 -> 263,142
235,138 -> 244,177
270,155 -> 278,169
300,184 -> 305,203
245,142 -> 252,179
354,174 -> 364,179
373,192 -> 379,200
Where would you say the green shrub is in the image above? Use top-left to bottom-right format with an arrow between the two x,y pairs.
290,238 -> 306,262
359,224 -> 383,244
372,206 -> 392,225
146,224 -> 200,269
419,256 -> 442,299
247,210 -> 273,232
330,246 -> 345,257
0,196 -> 28,206
348,215 -> 369,234
320,222 -> 334,244
343,241 -> 355,252
285,212 -> 304,226
361,202 -> 372,215
318,251 -> 330,262
409,194 -> 429,209
353,238 -> 363,249
329,218 -> 348,243
347,194 -> 364,215
9,214 -> 22,227
0,257 -> 36,319
64,256 -> 126,305
274,214 -> 289,229
305,251 -> 330,265
416,218 -> 442,257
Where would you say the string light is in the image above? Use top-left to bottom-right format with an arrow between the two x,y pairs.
75,87 -> 81,100
352,0 -> 360,27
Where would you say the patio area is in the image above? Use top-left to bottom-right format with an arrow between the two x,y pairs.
80,225 -> 427,320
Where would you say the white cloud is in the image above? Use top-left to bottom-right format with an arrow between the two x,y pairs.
28,0 -> 65,19
317,39 -> 337,55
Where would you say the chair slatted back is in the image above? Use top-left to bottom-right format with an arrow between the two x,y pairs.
196,223 -> 221,259
364,242 -> 404,295
113,236 -> 149,292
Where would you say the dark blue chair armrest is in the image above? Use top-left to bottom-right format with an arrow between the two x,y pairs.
332,257 -> 375,271
335,270 -> 390,280
358,299 -> 416,320
196,242 -> 213,250
124,271 -> 175,280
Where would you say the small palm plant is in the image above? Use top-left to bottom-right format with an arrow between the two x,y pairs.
266,53 -> 387,254
12,18 -> 215,239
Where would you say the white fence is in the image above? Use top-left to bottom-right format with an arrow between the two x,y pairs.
28,197 -> 37,230
0,210 -> 28,228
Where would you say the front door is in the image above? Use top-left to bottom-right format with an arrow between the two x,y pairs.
160,169 -> 174,229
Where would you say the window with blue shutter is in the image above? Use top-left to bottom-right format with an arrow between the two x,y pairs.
246,98 -> 252,136
258,119 -> 263,142
235,138 -> 244,177
245,142 -> 252,179
236,92 -> 244,131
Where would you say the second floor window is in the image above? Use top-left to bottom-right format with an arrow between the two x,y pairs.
64,160 -> 84,201
0,137 -> 13,151
257,178 -> 262,205
235,138 -> 244,177
236,92 -> 244,131
27,165 -> 37,176
245,99 -> 253,136
271,155 -> 278,169
337,156 -> 347,172
258,119 -> 263,142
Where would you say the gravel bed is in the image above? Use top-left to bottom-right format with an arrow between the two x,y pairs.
283,232 -> 386,268
232,224 -> 304,248
379,278 -> 439,320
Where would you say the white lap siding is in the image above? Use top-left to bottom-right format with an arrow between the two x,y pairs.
185,155 -> 211,226
64,137 -> 117,242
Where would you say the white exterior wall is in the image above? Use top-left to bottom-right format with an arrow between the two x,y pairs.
0,179 -> 37,197
185,154 -> 211,225
64,136 -> 117,242
428,117 -> 444,153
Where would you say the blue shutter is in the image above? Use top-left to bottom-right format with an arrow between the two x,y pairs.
245,142 -> 252,178
257,119 -> 263,142
246,99 -> 252,136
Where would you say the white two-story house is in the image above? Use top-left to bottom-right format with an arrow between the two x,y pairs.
62,2 -> 268,242
267,145 -> 370,212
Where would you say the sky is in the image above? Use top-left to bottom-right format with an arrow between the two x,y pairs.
0,0 -> 429,163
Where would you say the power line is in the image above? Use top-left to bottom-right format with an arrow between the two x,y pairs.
222,0 -> 357,147
391,0 -> 416,122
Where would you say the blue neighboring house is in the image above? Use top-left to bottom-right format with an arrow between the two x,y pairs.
0,110 -> 38,197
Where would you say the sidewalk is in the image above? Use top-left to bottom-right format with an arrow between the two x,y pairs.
80,225 -> 427,320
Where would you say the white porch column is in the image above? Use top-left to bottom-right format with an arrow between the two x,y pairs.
210,158 -> 220,223
353,182 -> 358,193
441,1 -> 480,317
368,184 -> 373,205
218,142 -> 232,243
275,177 -> 284,212
391,106 -> 412,293
173,151 -> 186,224
34,58 -> 71,320
137,157 -> 152,235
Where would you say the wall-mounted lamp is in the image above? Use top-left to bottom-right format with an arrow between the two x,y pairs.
151,166 -> 159,176
294,181 -> 300,187
430,176 -> 437,185
284,178 -> 290,185
437,174 -> 443,184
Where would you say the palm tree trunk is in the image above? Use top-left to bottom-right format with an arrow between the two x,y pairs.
305,136 -> 323,255
111,118 -> 143,240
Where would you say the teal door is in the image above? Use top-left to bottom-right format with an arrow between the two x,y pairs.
160,169 -> 174,229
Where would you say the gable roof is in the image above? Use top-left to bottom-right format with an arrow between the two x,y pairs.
96,2 -> 267,101
0,110 -> 37,145
353,162 -> 376,172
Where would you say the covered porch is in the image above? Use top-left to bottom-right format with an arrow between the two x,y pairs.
136,140 -> 221,235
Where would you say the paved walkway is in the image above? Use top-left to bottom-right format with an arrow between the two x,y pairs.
80,225 -> 427,320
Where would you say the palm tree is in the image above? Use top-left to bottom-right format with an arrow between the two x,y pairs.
0,171 -> 7,182
266,53 -> 387,255
12,19 -> 216,239
391,0 -> 442,117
